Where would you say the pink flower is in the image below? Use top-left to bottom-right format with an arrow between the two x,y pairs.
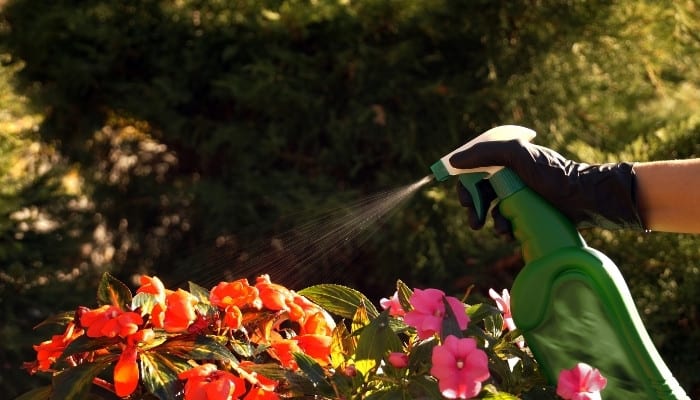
556,363 -> 608,400
380,291 -> 406,317
488,288 -> 516,332
387,352 -> 409,368
430,336 -> 490,399
404,288 -> 469,339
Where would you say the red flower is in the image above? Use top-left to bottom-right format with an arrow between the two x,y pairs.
179,363 -> 247,400
294,334 -> 332,366
268,339 -> 301,370
430,336 -> 490,399
161,289 -> 199,333
114,344 -> 139,397
243,373 -> 280,400
33,322 -> 83,371
80,305 -> 143,338
255,275 -> 290,312
556,363 -> 607,400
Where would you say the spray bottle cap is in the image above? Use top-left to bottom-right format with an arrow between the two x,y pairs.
430,125 -> 536,223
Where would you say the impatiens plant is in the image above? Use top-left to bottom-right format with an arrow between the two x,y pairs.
18,272 -> 604,399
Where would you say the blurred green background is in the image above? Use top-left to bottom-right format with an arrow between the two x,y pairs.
1,0 -> 699,398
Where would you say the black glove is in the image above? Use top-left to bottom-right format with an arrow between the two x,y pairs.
449,139 -> 645,233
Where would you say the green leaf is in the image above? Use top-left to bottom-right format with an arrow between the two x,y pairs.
396,279 -> 413,312
407,339 -> 437,372
407,375 -> 442,399
364,388 -> 407,400
96,272 -> 133,309
299,284 -> 379,319
188,281 -> 216,316
132,292 -> 159,315
14,385 -> 52,400
33,311 -> 75,330
293,352 -> 330,388
140,352 -> 189,400
50,355 -> 116,400
355,311 -> 402,362
481,384 -> 522,399
466,303 -> 500,325
351,304 -> 370,333
59,335 -> 121,362
156,334 -> 238,364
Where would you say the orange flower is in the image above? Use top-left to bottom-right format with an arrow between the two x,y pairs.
268,339 -> 301,370
33,322 -> 83,371
162,289 -> 199,333
255,275 -> 290,311
301,310 -> 334,336
80,305 -> 143,338
223,305 -> 243,330
114,344 -> 139,397
294,334 -> 332,366
210,279 -> 262,310
179,363 -> 247,400
136,275 -> 167,303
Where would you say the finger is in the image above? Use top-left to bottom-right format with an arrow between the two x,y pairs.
457,180 -> 498,230
449,140 -> 522,170
491,206 -> 514,240
457,183 -> 486,230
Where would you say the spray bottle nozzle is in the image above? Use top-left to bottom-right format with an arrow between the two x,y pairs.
431,125 -> 536,224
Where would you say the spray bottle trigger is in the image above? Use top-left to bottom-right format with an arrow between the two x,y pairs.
458,172 -> 489,224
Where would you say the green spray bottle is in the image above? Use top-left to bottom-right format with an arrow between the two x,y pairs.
430,125 -> 689,399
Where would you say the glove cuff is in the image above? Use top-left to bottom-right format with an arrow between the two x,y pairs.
576,162 -> 645,231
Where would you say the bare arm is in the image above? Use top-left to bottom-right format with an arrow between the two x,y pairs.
634,159 -> 700,234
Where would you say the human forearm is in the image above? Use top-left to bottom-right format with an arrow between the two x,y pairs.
634,159 -> 700,234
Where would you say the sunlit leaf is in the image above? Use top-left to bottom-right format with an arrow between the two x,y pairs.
480,383 -> 522,399
396,280 -> 413,312
50,355 -> 116,400
97,272 -> 133,309
351,304 -> 370,333
156,334 -> 238,364
140,352 -> 189,400
131,292 -> 159,315
330,322 -> 349,368
299,284 -> 379,319
188,281 -> 216,316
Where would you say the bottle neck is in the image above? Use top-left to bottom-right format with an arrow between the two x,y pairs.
490,169 -> 585,262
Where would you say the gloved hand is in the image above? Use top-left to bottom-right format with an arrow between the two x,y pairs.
449,138 -> 645,233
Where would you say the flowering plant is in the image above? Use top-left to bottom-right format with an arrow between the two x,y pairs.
20,272 -> 605,399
